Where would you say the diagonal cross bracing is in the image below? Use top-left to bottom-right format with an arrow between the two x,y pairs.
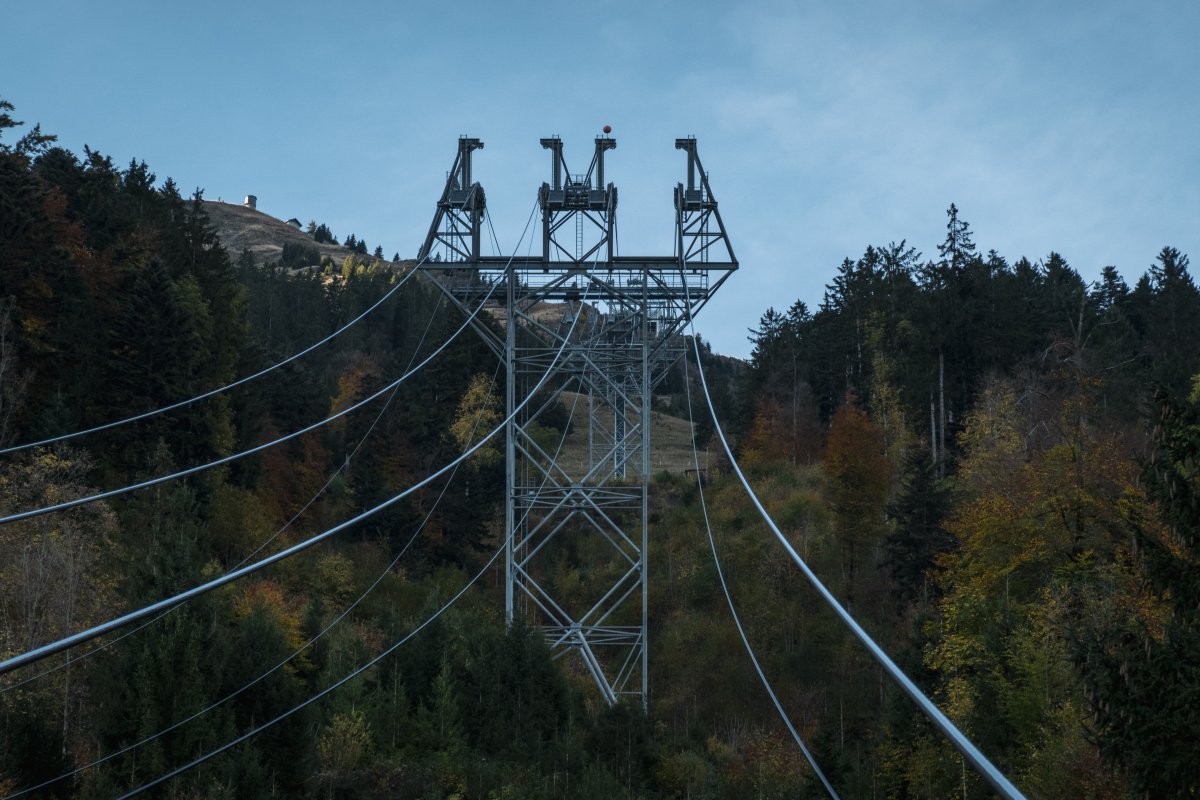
418,135 -> 735,705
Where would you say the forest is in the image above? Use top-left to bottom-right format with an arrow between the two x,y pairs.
2,99 -> 1199,798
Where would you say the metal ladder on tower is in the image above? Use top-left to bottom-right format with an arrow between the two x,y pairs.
575,205 -> 584,258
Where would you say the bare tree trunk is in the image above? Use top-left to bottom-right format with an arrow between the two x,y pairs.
930,394 -> 937,466
856,315 -> 863,387
791,353 -> 798,466
839,694 -> 845,755
61,537 -> 80,755
62,652 -> 72,756
938,350 -> 946,477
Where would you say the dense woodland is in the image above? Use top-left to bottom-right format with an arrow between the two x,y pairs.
2,100 -> 1199,798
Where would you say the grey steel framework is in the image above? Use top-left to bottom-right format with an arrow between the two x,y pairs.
418,135 -> 736,704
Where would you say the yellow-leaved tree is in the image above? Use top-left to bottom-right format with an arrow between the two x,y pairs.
450,373 -> 501,467
918,378 -> 1137,798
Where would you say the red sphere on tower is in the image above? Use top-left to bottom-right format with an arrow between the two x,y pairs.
603,125 -> 612,134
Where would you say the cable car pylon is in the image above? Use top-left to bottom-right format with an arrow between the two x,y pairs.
417,133 -> 736,705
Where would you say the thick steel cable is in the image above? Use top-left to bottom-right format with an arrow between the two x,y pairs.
116,370 -> 586,800
111,370 -> 587,800
2,359 -> 505,799
679,349 -> 840,799
235,293 -> 451,568
485,208 -> 503,257
0,203 -> 544,676
0,257 -> 429,455
679,276 -> 1026,800
3,207 -> 524,790
0,287 -> 482,525
0,292 -> 450,694
0,203 -> 539,527
119,540 -> 505,799
115,272 -> 595,799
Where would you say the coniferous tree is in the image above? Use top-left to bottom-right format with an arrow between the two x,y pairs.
883,454 -> 953,604
1143,247 -> 1200,394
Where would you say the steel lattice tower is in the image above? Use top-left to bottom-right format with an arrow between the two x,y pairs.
418,135 -> 735,704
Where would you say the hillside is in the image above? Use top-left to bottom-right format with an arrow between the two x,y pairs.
203,200 -> 382,267
206,200 -> 713,474
7,106 -> 1200,798
555,390 -> 711,475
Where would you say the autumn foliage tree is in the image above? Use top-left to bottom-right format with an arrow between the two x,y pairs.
1073,378 -> 1200,798
0,101 -> 658,799
911,379 -> 1139,797
10,96 -> 1200,798
450,372 -> 501,467
741,396 -> 822,468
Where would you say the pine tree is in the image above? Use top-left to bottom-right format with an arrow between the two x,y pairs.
937,203 -> 976,274
883,454 -> 953,603
917,204 -> 983,474
103,262 -> 205,470
1144,247 -> 1200,394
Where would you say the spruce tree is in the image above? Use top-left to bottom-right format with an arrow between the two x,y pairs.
883,454 -> 953,603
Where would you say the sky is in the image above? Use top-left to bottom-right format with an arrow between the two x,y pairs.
4,0 -> 1197,358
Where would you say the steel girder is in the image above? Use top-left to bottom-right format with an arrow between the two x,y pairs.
417,135 -> 735,706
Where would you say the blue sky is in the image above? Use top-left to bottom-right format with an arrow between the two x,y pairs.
4,0 -> 1197,357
